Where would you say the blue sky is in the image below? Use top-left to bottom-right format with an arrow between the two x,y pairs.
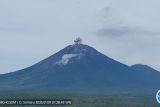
0,0 -> 160,73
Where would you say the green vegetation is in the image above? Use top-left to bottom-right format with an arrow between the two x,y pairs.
0,91 -> 159,107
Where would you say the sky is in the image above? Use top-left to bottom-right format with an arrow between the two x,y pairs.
0,0 -> 160,74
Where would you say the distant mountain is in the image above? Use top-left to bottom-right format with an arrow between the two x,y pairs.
130,64 -> 160,89
0,43 -> 160,92
131,64 -> 159,73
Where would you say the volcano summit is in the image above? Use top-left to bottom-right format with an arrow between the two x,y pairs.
0,40 -> 160,92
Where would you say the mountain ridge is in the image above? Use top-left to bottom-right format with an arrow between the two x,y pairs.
0,43 -> 160,92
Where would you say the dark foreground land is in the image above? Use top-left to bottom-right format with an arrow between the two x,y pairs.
0,90 -> 159,107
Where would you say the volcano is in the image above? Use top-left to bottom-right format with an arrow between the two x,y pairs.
0,42 -> 160,92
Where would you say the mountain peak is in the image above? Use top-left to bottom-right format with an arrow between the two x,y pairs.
131,64 -> 159,73
63,43 -> 99,55
131,64 -> 149,68
54,43 -> 100,65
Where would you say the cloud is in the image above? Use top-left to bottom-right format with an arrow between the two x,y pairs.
90,5 -> 160,71
96,26 -> 157,38
95,6 -> 159,38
